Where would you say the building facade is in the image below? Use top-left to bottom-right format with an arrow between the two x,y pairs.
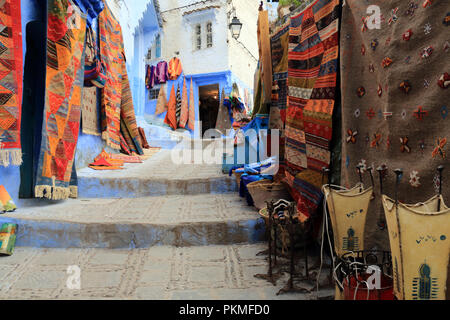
139,0 -> 260,139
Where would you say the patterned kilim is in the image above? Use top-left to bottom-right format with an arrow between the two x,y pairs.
175,85 -> 181,125
120,71 -> 143,155
164,83 -> 177,130
270,22 -> 290,128
341,0 -> 450,251
187,77 -> 195,131
179,77 -> 188,128
155,84 -> 167,115
98,2 -> 123,150
285,0 -> 340,221
215,88 -> 230,134
35,0 -> 87,200
81,26 -> 99,136
0,0 -> 23,167
138,127 -> 149,149
81,86 -> 99,135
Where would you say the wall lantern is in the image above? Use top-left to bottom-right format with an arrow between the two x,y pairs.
229,16 -> 243,40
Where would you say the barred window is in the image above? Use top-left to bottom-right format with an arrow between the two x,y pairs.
149,88 -> 160,100
195,24 -> 202,50
206,22 -> 213,48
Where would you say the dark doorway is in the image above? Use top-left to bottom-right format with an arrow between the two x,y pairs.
199,84 -> 220,137
19,15 -> 47,198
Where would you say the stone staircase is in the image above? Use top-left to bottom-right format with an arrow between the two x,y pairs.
2,137 -> 265,249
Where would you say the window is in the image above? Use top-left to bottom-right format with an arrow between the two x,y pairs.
155,34 -> 161,58
146,48 -> 152,60
195,24 -> 202,50
149,87 -> 160,100
206,22 -> 213,48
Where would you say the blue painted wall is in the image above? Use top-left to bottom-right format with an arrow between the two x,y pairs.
0,0 -> 161,206
143,70 -> 254,139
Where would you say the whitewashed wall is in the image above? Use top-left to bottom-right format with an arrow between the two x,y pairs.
157,0 -> 229,75
227,0 -> 259,93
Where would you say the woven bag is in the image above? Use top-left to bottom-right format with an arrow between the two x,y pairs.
247,180 -> 291,210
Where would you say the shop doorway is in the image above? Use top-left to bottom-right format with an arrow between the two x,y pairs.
198,84 -> 220,137
19,18 -> 47,199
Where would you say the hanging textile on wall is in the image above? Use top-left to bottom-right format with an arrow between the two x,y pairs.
35,0 -> 87,200
98,2 -> 123,150
270,21 -> 290,129
340,0 -> 450,251
164,83 -> 177,130
179,77 -> 188,128
0,0 -> 23,167
145,65 -> 155,89
155,61 -> 169,84
285,0 -> 340,221
72,0 -> 104,27
255,10 -> 272,117
120,72 -> 143,155
175,84 -> 181,125
81,26 -> 100,136
168,57 -> 182,80
155,84 -> 167,115
81,86 -> 99,135
215,88 -> 230,134
187,77 -> 195,131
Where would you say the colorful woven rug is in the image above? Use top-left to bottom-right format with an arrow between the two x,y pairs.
270,21 -> 290,129
138,127 -> 150,149
155,84 -> 167,115
187,77 -> 195,131
0,223 -> 17,256
120,71 -> 143,155
81,25 -> 100,136
179,77 -> 188,128
35,0 -> 87,200
164,83 -> 177,130
175,84 -> 181,125
81,86 -> 99,135
215,88 -> 230,134
0,185 -> 16,213
285,0 -> 340,221
99,2 -> 123,150
340,0 -> 450,251
0,0 -> 23,167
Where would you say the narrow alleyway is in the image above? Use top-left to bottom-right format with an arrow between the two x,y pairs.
1,141 -> 333,300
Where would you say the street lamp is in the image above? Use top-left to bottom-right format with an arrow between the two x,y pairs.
229,16 -> 243,40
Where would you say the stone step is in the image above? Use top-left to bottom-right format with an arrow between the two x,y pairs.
0,245 -> 334,300
77,149 -> 237,198
1,194 -> 265,249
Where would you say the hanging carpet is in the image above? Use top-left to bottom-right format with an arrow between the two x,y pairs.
179,77 -> 188,128
187,77 -> 195,131
164,83 -> 177,130
0,0 -> 23,167
284,0 -> 340,221
35,0 -> 87,200
120,71 -> 143,155
340,0 -> 450,251
98,2 -> 123,150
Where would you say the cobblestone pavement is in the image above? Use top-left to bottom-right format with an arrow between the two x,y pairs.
0,244 -> 334,300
